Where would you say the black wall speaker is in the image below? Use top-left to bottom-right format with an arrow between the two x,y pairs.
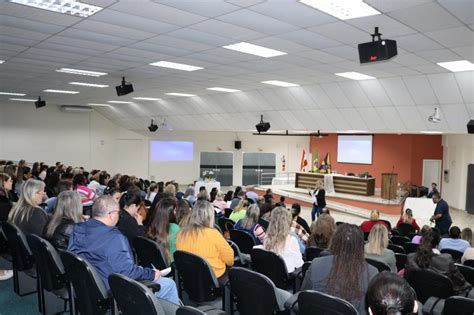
234,141 -> 241,150
467,120 -> 474,134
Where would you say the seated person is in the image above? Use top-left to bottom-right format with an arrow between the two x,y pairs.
116,191 -> 144,246
255,207 -> 303,273
212,192 -> 228,211
291,203 -> 310,234
364,224 -> 397,272
229,190 -> 245,210
366,272 -> 418,315
439,226 -> 470,253
396,208 -> 420,233
307,213 -> 336,249
427,182 -> 439,198
263,188 -> 273,203
411,225 -> 431,245
229,199 -> 249,223
176,200 -> 234,286
43,191 -> 84,250
360,210 -> 389,234
302,224 -> 378,315
234,204 -> 266,245
461,227 -> 474,263
68,195 -> 179,305
405,231 -> 471,295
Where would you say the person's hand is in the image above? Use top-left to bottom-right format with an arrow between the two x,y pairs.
153,269 -> 161,281
134,213 -> 144,226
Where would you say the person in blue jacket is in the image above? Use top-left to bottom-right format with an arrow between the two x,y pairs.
68,195 -> 180,305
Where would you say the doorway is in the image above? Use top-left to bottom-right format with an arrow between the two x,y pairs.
242,153 -> 276,186
422,159 -> 442,190
199,152 -> 233,187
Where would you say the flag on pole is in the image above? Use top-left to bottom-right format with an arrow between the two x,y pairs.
312,149 -> 319,172
299,149 -> 308,172
319,152 -> 332,174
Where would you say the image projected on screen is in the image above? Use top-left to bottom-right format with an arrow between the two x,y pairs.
150,141 -> 194,161
337,135 -> 373,164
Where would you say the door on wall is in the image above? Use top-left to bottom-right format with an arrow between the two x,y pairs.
199,152 -> 233,187
242,153 -> 276,186
422,159 -> 442,190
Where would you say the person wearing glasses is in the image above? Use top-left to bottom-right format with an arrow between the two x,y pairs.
68,195 -> 180,307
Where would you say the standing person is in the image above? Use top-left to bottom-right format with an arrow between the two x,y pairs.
308,180 -> 326,221
430,193 -> 452,237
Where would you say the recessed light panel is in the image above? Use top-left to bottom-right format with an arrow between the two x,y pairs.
299,0 -> 380,20
69,82 -> 109,88
107,100 -> 133,104
56,68 -> 107,77
335,72 -> 375,80
9,0 -> 103,18
149,61 -> 203,71
0,92 -> 26,96
437,60 -> 474,72
223,42 -> 287,58
133,97 -> 162,101
261,80 -> 299,87
9,98 -> 36,102
207,87 -> 241,93
43,89 -> 80,94
165,93 -> 196,97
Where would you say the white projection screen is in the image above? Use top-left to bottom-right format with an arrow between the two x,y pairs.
337,135 -> 373,164
150,141 -> 194,161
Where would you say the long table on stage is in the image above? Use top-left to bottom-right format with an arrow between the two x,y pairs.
295,172 -> 375,196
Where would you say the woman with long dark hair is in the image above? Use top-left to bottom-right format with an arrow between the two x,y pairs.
301,224 -> 378,314
116,192 -> 144,246
0,173 -> 14,280
146,197 -> 179,264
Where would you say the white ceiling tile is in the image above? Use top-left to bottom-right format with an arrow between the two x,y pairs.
58,28 -> 136,46
403,75 -> 438,105
302,86 -> 334,109
338,81 -> 372,107
153,0 -> 239,17
396,106 -> 427,131
438,0 -> 474,25
358,80 -> 393,106
166,28 -> 233,47
454,72 -> 474,104
365,0 -> 435,13
346,14 -> 417,37
450,46 -> 474,60
379,77 -> 415,106
425,26 -> 474,49
309,22 -> 370,44
279,29 -> 342,50
416,49 -> 465,63
427,73 -> 464,104
278,110 -> 305,130
466,103 -> 474,118
375,107 -> 406,130
410,64 -> 447,75
146,35 -> 213,52
0,26 -> 50,41
321,109 -> 350,130
393,53 -> 431,67
305,109 -> 334,131
394,33 -> 444,53
338,108 -> 368,130
321,46 -> 360,62
440,104 -> 470,131
191,19 -> 265,41
72,20 -> 156,40
248,36 -> 311,54
295,50 -> 345,64
357,107 -> 387,130
321,83 -> 352,108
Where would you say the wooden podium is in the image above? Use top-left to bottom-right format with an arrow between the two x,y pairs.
381,173 -> 397,200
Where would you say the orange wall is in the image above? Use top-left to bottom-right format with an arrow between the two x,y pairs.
310,134 -> 443,188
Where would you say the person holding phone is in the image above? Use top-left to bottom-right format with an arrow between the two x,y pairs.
308,180 -> 326,222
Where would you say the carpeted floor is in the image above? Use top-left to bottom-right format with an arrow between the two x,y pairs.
0,277 -> 38,315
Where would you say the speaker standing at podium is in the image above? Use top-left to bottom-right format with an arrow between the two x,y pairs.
430,192 -> 452,237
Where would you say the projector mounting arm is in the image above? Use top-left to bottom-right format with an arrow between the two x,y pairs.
370,27 -> 382,42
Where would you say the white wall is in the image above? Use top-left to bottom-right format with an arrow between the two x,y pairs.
442,134 -> 474,211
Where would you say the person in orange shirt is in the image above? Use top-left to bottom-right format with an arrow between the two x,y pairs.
176,200 -> 234,285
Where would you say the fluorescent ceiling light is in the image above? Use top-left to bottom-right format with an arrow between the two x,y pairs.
436,60 -> 474,72
420,131 -> 443,134
149,61 -> 203,71
9,98 -> 36,102
261,80 -> 299,87
335,72 -> 375,80
299,0 -> 380,20
87,103 -> 111,107
69,82 -> 109,88
207,87 -> 241,93
222,42 -> 287,58
56,68 -> 107,77
0,92 -> 26,96
107,100 -> 133,104
9,0 -> 102,18
133,97 -> 162,101
43,89 -> 80,94
0,60 -> 5,64
165,93 -> 196,97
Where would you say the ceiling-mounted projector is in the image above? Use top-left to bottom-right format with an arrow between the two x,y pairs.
428,108 -> 441,123
358,27 -> 397,64
148,120 -> 158,132
116,77 -> 134,96
35,96 -> 46,108
255,114 -> 271,134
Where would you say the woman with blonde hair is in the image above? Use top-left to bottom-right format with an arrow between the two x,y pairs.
163,183 -> 176,198
234,204 -> 266,245
44,191 -> 83,250
396,208 -> 420,232
364,223 -> 396,272
360,210 -> 389,233
212,191 -> 228,211
307,213 -> 336,249
461,227 -> 473,247
260,206 -> 303,272
308,180 -> 326,221
8,179 -> 48,236
229,199 -> 249,223
176,200 -> 233,285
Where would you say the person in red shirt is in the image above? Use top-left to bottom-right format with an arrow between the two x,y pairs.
396,208 -> 420,232
360,210 -> 389,233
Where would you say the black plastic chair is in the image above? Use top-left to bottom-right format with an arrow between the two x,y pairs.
390,235 -> 410,246
304,246 -> 325,261
177,305 -> 226,315
443,296 -> 474,315
395,253 -> 407,272
224,208 -> 233,218
405,269 -> 453,304
27,234 -> 70,315
296,290 -> 357,315
229,230 -> 255,255
133,236 -> 169,271
390,229 -> 400,236
250,248 -> 300,292
408,232 -> 418,240
397,223 -> 415,237
108,273 -> 179,315
228,267 -> 290,315
2,222 -> 37,296
455,263 -> 474,286
464,260 -> 474,267
403,242 -> 419,254
173,250 -> 221,305
365,258 -> 391,272
380,220 -> 392,231
217,218 -> 235,238
441,248 -> 464,263
60,250 -> 115,315
387,244 -> 405,254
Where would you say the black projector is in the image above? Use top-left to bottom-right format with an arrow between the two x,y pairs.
115,77 -> 134,96
358,39 -> 397,63
35,97 -> 46,108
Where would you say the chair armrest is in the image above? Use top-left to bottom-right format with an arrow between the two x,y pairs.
422,297 -> 443,315
283,292 -> 300,311
139,280 -> 161,293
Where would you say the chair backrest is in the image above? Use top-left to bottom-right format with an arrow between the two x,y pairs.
443,296 -> 474,315
455,263 -> 474,286
387,244 -> 405,254
304,246 -> 325,261
405,269 -> 453,304
1,222 -> 34,271
395,253 -> 407,272
380,220 -> 392,231
217,217 -> 234,236
60,250 -> 112,315
250,248 -> 289,290
297,290 -> 358,315
365,258 -> 391,272
108,273 -> 164,315
397,223 -> 415,237
390,229 -> 400,236
224,208 -> 233,218
390,235 -> 410,246
173,250 -> 219,303
26,234 -> 65,292
133,236 -> 168,270
408,232 -> 418,240
402,242 -> 419,254
440,248 -> 463,263
229,267 -> 282,315
464,260 -> 474,267
229,229 -> 255,255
